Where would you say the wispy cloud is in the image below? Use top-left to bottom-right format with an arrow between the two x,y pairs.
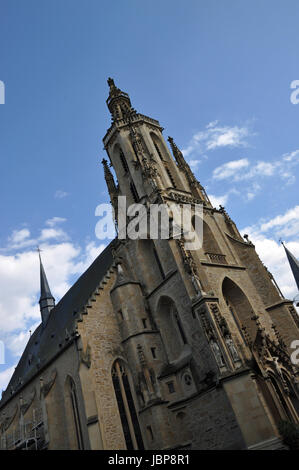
9,229 -> 31,244
208,188 -> 240,208
46,217 -> 67,227
182,121 -> 252,159
54,190 -> 69,199
0,217 -> 106,392
213,158 -> 249,180
246,182 -> 261,201
212,149 -> 299,185
0,366 -> 16,393
259,205 -> 299,237
3,218 -> 69,251
241,205 -> 299,300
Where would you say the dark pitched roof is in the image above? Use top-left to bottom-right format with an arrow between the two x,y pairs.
0,242 -> 114,408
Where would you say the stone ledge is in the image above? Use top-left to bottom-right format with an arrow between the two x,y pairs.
247,436 -> 287,450
265,299 -> 293,311
201,261 -> 246,270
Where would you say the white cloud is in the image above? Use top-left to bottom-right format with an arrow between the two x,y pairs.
3,217 -> 69,252
208,188 -> 240,208
241,206 -> 299,300
188,160 -> 201,171
182,121 -> 252,159
212,149 -> 299,184
246,182 -> 261,201
0,219 -> 107,393
282,149 -> 299,162
209,193 -> 229,208
7,323 -> 39,357
46,217 -> 67,227
54,190 -> 69,199
39,227 -> 69,242
259,205 -> 299,235
0,366 -> 16,394
213,158 -> 249,180
9,229 -> 31,244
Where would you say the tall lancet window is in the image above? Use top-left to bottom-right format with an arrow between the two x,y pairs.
120,148 -> 129,172
112,360 -> 144,450
130,181 -> 139,203
154,141 -> 164,161
65,377 -> 84,449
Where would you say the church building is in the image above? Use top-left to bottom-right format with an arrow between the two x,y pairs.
0,80 -> 298,450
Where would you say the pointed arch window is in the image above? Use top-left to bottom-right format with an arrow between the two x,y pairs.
282,373 -> 299,417
156,297 -> 187,362
174,309 -> 187,345
130,181 -> 139,203
132,142 -> 140,161
152,243 -> 165,280
65,377 -> 84,449
112,360 -> 144,450
222,277 -> 257,342
153,141 -> 164,161
120,148 -> 129,173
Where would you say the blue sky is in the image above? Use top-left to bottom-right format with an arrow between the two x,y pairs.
0,0 -> 299,391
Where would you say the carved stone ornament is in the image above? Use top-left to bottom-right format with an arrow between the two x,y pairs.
20,388 -> 36,415
41,369 -> 57,397
210,339 -> 226,367
80,343 -> 92,369
209,303 -> 240,362
1,404 -> 18,431
289,305 -> 299,329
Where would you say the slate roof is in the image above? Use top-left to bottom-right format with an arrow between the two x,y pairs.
0,242 -> 114,408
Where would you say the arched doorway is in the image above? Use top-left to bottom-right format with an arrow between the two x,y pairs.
64,376 -> 84,449
156,296 -> 187,362
222,277 -> 257,342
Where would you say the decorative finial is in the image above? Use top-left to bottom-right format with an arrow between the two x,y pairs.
107,77 -> 115,89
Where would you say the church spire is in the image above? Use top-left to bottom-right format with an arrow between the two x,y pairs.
168,136 -> 211,204
38,248 -> 55,325
282,241 -> 299,291
106,78 -> 136,122
167,136 -> 186,170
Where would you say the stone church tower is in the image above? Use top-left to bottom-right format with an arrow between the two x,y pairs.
0,80 -> 298,450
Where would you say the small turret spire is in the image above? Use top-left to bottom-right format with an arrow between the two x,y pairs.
38,248 -> 55,325
102,158 -> 117,193
106,78 -> 136,122
167,137 -> 186,170
102,158 -> 119,221
168,136 -> 211,204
